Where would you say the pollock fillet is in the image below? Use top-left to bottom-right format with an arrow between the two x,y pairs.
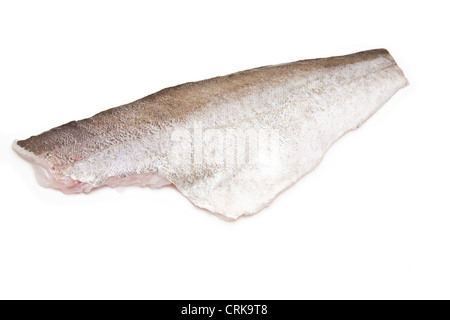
14,49 -> 407,219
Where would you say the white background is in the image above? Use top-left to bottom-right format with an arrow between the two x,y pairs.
0,1 -> 449,299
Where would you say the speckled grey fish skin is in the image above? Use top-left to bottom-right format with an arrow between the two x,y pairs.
14,49 -> 407,219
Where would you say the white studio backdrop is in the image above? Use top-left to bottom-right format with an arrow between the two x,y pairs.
0,1 -> 449,299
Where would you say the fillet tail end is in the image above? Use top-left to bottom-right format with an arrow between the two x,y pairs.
12,139 -> 95,193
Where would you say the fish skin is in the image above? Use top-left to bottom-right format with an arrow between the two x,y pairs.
14,49 -> 407,219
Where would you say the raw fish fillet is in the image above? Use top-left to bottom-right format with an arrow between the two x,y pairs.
13,49 -> 407,219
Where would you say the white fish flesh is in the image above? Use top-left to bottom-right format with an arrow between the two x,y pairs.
13,49 -> 408,219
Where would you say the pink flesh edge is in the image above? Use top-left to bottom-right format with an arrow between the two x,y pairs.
12,140 -> 172,193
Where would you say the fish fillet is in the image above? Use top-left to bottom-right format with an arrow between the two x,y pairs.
13,49 -> 407,219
